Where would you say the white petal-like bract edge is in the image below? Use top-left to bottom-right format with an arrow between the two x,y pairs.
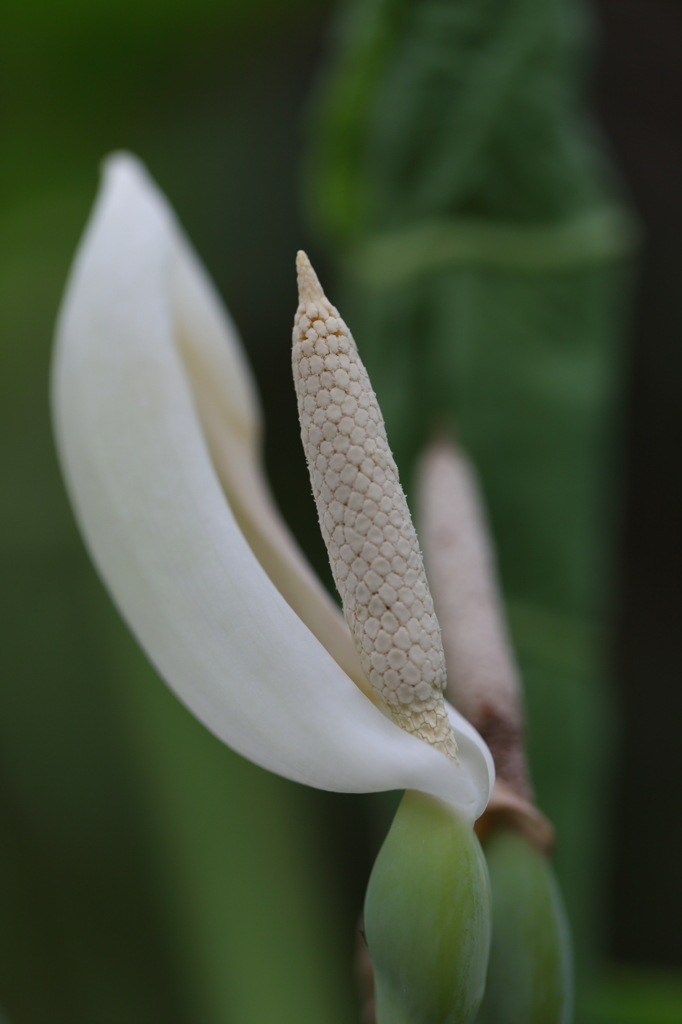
52,154 -> 493,821
170,213 -> 372,699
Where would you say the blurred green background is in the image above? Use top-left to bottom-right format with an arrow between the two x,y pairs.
0,0 -> 679,1022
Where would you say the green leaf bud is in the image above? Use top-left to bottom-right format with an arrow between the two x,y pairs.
475,828 -> 573,1024
364,790 -> 492,1024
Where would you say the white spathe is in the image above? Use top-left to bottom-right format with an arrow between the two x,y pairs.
52,153 -> 493,821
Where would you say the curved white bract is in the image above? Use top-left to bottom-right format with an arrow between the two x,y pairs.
51,154 -> 493,822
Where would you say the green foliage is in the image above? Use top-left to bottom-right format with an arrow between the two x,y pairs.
1,0 -> 319,38
308,0 -> 618,238
476,828 -> 572,1024
364,791 -> 491,1024
582,971 -> 682,1024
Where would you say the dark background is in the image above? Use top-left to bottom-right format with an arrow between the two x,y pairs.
592,0 -> 681,973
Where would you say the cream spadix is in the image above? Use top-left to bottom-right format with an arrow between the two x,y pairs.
293,254 -> 456,760
51,154 -> 492,819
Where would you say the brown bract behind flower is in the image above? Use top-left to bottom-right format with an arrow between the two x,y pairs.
419,436 -> 554,851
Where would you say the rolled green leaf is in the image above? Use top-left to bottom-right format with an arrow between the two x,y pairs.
364,790 -> 491,1024
475,828 -> 572,1024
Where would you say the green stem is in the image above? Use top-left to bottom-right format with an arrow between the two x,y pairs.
365,790 -> 491,1024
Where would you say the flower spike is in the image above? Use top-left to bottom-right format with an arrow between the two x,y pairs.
293,253 -> 457,760
418,437 -> 554,850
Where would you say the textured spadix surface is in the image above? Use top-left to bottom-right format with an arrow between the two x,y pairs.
293,254 -> 457,759
51,153 -> 492,820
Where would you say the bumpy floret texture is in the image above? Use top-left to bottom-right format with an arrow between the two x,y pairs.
292,253 -> 457,760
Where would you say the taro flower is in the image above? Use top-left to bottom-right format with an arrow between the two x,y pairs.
51,153 -> 492,821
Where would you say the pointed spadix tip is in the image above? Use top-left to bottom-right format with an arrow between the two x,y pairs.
296,250 -> 325,306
